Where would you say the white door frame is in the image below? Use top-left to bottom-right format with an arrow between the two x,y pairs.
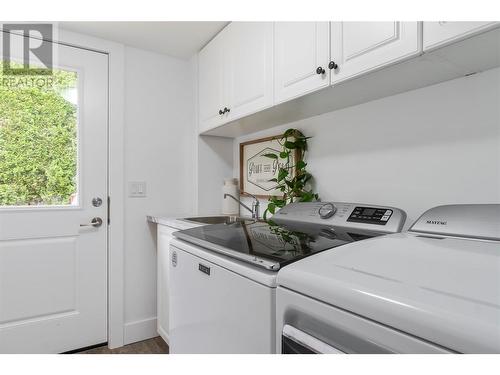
54,29 -> 126,349
1,26 -> 127,350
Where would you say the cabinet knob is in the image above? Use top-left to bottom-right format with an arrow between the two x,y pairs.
316,66 -> 326,75
328,61 -> 338,70
219,109 -> 224,115
223,107 -> 230,113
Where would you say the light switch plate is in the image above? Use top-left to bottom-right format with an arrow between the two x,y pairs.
129,181 -> 147,198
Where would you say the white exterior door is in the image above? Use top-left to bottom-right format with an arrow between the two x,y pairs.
330,22 -> 421,84
274,22 -> 330,104
225,22 -> 274,121
0,32 -> 108,353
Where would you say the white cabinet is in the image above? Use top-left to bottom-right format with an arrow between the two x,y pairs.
225,22 -> 274,121
198,31 -> 228,132
330,22 -> 421,84
157,224 -> 177,343
423,22 -> 499,52
274,22 -> 330,104
198,22 -> 274,132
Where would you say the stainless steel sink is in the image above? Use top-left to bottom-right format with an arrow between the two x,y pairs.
183,215 -> 247,225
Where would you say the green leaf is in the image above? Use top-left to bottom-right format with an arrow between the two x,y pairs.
283,128 -> 295,138
268,178 -> 278,183
300,191 -> 314,202
274,199 -> 286,207
268,202 -> 276,214
296,160 -> 307,170
277,168 -> 288,182
263,153 -> 278,159
284,141 -> 297,149
279,151 -> 289,159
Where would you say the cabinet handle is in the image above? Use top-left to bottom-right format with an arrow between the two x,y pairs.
219,109 -> 224,115
316,66 -> 326,75
223,107 -> 230,114
328,61 -> 338,70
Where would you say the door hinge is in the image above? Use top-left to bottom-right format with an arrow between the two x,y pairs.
107,196 -> 111,225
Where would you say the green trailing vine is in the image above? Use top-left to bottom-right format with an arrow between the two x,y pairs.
263,128 -> 320,220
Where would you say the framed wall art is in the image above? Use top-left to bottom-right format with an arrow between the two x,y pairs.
239,135 -> 298,198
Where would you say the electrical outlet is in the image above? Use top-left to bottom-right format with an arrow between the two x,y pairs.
129,181 -> 147,198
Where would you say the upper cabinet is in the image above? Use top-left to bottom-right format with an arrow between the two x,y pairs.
198,22 -> 274,133
274,22 -> 330,104
198,21 -> 500,137
330,22 -> 421,84
423,22 -> 499,52
225,22 -> 274,122
198,31 -> 227,133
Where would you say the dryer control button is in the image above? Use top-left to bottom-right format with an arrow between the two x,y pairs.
318,203 -> 337,219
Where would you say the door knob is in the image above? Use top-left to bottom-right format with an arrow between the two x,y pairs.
80,217 -> 103,228
328,61 -> 338,70
316,66 -> 326,75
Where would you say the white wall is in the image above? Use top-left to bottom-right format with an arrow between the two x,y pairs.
233,67 -> 500,228
123,46 -> 196,343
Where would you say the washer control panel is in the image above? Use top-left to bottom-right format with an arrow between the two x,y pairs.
347,207 -> 393,225
272,202 -> 406,234
318,203 -> 337,219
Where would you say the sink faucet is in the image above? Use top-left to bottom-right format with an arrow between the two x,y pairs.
224,193 -> 260,220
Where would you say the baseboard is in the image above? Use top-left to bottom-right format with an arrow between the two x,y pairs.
158,326 -> 170,345
123,317 -> 158,345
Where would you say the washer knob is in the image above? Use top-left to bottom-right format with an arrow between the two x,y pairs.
318,203 -> 337,219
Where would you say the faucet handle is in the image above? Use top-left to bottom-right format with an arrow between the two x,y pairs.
251,199 -> 260,220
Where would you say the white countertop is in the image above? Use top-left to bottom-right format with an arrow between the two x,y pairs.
147,213 -> 231,229
147,214 -> 195,228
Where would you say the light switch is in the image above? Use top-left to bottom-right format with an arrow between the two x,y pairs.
129,181 -> 147,197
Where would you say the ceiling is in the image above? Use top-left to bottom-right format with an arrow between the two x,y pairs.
59,21 -> 228,59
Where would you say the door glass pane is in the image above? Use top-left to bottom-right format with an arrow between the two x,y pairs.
0,62 -> 78,207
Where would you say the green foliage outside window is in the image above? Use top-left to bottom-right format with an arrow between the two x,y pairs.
0,63 -> 78,206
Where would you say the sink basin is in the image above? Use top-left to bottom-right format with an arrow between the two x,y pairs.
183,215 -> 247,225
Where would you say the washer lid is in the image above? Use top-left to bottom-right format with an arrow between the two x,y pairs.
277,232 -> 500,353
410,204 -> 500,241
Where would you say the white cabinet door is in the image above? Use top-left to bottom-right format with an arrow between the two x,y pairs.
225,22 -> 274,121
330,22 -> 421,84
274,22 -> 330,104
157,225 -> 177,344
198,30 -> 228,132
423,21 -> 499,51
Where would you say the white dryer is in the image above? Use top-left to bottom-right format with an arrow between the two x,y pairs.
276,204 -> 500,353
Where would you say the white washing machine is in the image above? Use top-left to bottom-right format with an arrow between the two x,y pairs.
169,202 -> 406,353
276,204 -> 500,353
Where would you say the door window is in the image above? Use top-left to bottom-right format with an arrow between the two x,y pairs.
0,62 -> 79,207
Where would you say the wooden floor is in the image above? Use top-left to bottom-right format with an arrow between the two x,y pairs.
78,337 -> 169,354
